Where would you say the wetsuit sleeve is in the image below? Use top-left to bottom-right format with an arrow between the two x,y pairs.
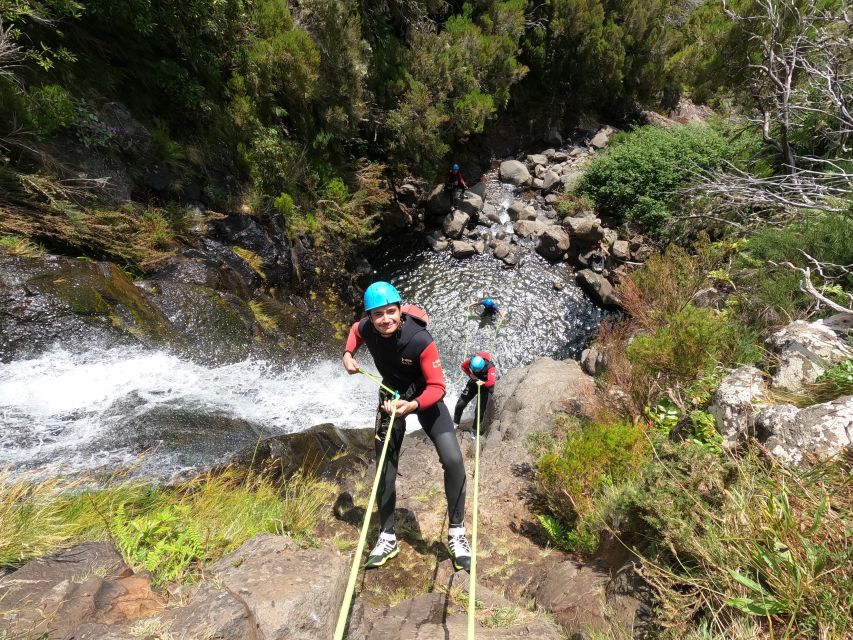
460,358 -> 471,375
485,365 -> 496,388
415,342 -> 446,409
343,321 -> 363,354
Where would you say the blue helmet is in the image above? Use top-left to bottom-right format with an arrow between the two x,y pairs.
452,163 -> 460,171
483,297 -> 495,309
364,281 -> 401,311
470,355 -> 487,373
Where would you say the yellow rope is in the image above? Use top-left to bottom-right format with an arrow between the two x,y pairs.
467,380 -> 484,640
333,384 -> 399,640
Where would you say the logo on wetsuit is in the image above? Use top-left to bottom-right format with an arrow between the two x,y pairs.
401,357 -> 413,365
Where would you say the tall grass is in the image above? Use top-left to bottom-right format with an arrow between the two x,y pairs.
0,467 -> 336,583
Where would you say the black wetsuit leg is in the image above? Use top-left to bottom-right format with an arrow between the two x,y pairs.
417,401 -> 466,526
375,405 -> 406,533
453,380 -> 478,424
454,380 -> 492,429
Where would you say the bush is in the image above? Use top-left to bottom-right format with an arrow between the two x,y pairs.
578,124 -> 757,234
620,445 -> 853,639
627,304 -> 758,382
28,84 -> 78,134
535,415 -> 650,552
732,213 -> 853,326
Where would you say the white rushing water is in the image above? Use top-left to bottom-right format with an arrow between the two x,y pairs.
0,346 -> 390,476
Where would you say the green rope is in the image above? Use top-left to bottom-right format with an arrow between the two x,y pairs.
357,368 -> 396,396
467,380 -> 484,639
333,381 -> 399,640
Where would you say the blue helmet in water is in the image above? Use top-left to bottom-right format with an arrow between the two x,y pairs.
482,297 -> 496,310
364,281 -> 401,311
470,355 -> 487,373
452,163 -> 460,171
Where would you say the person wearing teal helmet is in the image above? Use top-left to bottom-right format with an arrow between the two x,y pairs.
342,281 -> 471,572
444,163 -> 468,194
467,296 -> 505,320
454,351 -> 496,429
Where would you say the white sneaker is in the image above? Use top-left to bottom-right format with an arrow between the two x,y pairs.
364,531 -> 399,568
448,526 -> 471,572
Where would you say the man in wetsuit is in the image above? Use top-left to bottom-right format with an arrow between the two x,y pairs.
342,281 -> 471,571
467,296 -> 506,320
453,352 -> 496,431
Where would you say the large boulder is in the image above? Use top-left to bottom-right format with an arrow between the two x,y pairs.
513,219 -> 548,238
442,209 -> 471,239
210,534 -> 347,640
507,201 -> 536,221
589,125 -> 617,150
482,203 -> 500,223
611,240 -> 631,261
499,160 -> 531,187
450,240 -> 477,259
765,321 -> 853,390
159,583 -> 254,639
581,346 -> 607,376
754,396 -> 853,464
0,542 -> 163,639
425,184 -> 453,219
709,366 -> 767,447
535,559 -> 647,639
576,269 -> 621,309
455,191 -> 484,216
493,241 -> 521,266
562,215 -> 605,245
560,170 -> 584,192
541,170 -> 561,193
536,226 -> 570,262
526,153 -> 549,167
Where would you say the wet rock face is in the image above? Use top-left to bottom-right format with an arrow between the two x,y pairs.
0,255 -> 185,361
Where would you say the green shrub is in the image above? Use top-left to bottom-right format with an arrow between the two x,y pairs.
29,84 -> 78,134
578,124 -> 757,234
620,445 -> 853,639
535,416 -> 650,552
627,305 -> 759,383
732,213 -> 853,325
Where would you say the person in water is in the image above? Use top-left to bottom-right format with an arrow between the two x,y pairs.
453,352 -> 496,431
467,296 -> 505,320
342,281 -> 471,571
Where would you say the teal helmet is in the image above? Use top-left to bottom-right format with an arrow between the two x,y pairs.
364,281 -> 401,311
470,355 -> 486,373
452,163 -> 460,171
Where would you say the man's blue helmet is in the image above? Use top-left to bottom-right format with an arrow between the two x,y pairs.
452,163 -> 460,171
470,355 -> 487,373
364,281 -> 401,311
483,297 -> 495,309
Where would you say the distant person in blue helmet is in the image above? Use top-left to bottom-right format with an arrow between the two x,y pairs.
342,281 -> 471,572
454,351 -> 496,431
444,162 -> 468,194
467,296 -> 506,320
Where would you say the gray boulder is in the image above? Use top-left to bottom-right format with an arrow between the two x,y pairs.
507,200 -> 527,221
589,126 -> 617,149
210,534 -> 347,640
536,559 -> 647,640
576,269 -> 621,309
754,396 -> 853,464
160,583 -> 254,639
482,203 -> 499,223
765,321 -> 853,390
456,191 -> 484,216
426,235 -> 448,252
526,153 -> 548,167
559,170 -> 584,191
536,226 -> 570,262
581,347 -> 607,376
425,184 -> 453,218
442,210 -> 470,239
513,219 -> 548,238
541,170 -> 561,193
450,240 -> 477,259
468,181 -> 487,199
563,216 -> 604,244
611,240 -> 631,261
493,241 -> 520,266
499,160 -> 531,186
709,366 -> 767,447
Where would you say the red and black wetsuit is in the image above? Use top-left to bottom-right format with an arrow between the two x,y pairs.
454,351 -> 496,429
445,170 -> 468,191
344,309 -> 466,532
